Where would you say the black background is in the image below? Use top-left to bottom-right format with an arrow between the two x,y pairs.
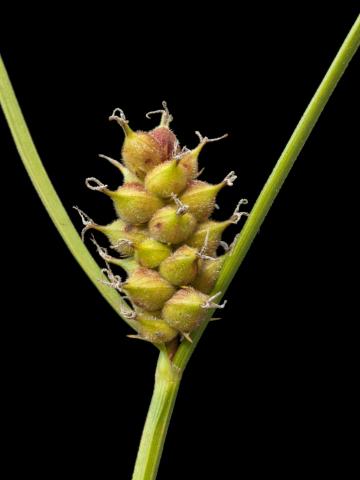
1,4 -> 359,478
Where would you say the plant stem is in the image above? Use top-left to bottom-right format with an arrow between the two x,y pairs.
132,14 -> 360,479
131,349 -> 181,480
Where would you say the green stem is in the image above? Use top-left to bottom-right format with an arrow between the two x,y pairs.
132,14 -> 360,480
132,349 -> 181,480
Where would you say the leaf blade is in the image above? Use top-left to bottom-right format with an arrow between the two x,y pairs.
0,55 -> 133,326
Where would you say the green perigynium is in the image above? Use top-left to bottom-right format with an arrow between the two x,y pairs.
159,245 -> 199,286
76,102 -> 249,344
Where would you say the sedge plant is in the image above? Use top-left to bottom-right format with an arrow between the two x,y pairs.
0,14 -> 359,479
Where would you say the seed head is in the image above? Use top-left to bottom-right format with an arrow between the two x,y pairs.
109,108 -> 166,179
187,200 -> 249,255
179,171 -> 237,222
161,287 -> 208,334
192,255 -> 227,294
79,103 -> 248,347
134,310 -> 178,344
148,205 -> 197,245
147,102 -> 179,159
144,159 -> 188,198
123,268 -> 176,311
159,245 -> 198,286
85,179 -> 164,224
134,237 -> 171,268
161,287 -> 226,337
73,207 -> 147,256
